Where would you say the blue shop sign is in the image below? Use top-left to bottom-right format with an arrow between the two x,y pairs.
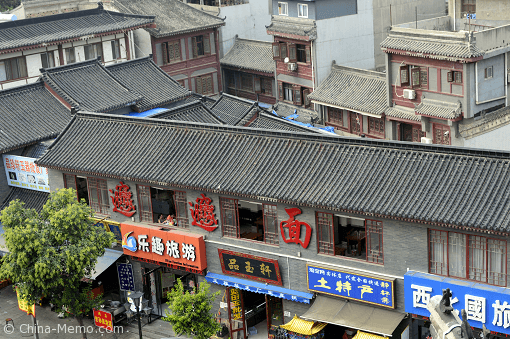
307,264 -> 395,309
405,271 -> 510,335
117,263 -> 135,292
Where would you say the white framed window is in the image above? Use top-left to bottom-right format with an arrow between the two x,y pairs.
278,2 -> 288,15
298,3 -> 308,18
484,66 -> 493,79
65,47 -> 76,64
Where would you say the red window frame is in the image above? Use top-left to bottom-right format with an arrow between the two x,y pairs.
220,197 -> 239,238
428,229 -> 507,287
87,177 -> 109,215
316,212 -> 334,255
366,219 -> 384,264
368,117 -> 385,137
174,190 -> 188,228
327,107 -> 345,129
263,204 -> 279,245
137,185 -> 153,222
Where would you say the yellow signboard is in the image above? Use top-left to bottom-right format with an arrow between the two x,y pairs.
16,289 -> 35,316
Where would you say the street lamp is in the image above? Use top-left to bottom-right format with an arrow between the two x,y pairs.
129,291 -> 144,339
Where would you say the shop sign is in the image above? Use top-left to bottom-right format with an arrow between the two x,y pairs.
189,193 -> 218,232
307,264 -> 395,309
280,208 -> 312,249
219,249 -> 282,286
16,289 -> 35,316
93,309 -> 113,331
92,218 -> 122,244
109,181 -> 136,217
117,263 -> 135,292
121,223 -> 207,271
405,271 -> 510,335
230,288 -> 243,320
3,154 -> 49,193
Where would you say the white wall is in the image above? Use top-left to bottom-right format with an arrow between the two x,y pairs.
219,0 -> 272,57
463,124 -> 510,151
314,0 -> 375,85
133,28 -> 153,59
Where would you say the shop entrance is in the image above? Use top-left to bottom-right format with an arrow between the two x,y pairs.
227,288 -> 284,339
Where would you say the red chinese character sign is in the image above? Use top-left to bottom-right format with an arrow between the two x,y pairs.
189,193 -> 218,231
93,309 -> 113,331
280,207 -> 312,249
109,181 -> 136,217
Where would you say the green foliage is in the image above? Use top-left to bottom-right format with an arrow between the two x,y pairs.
0,0 -> 20,12
163,279 -> 221,339
0,188 -> 115,315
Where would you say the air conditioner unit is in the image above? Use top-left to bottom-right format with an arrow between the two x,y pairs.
421,137 -> 432,144
403,89 -> 416,100
288,62 -> 297,71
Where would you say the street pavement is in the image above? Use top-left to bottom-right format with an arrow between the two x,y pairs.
0,285 -> 179,339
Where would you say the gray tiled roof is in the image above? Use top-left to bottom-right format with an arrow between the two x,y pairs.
114,0 -> 224,38
187,93 -> 217,108
272,102 -> 318,124
381,28 -> 484,60
245,112 -> 318,133
210,93 -> 256,125
41,59 -> 142,113
385,105 -> 421,122
106,57 -> 191,112
308,65 -> 387,116
0,82 -> 71,154
415,98 -> 462,120
150,100 -> 224,124
37,112 -> 510,232
266,15 -> 316,40
1,187 -> 49,213
0,4 -> 155,53
221,37 -> 274,74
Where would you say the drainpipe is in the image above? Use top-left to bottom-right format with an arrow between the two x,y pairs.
453,0 -> 456,31
475,61 -> 479,104
506,53 -> 508,107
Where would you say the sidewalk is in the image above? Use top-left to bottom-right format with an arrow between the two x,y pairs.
0,286 -> 179,339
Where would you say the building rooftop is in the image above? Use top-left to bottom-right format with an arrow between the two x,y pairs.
37,112 -> 510,233
416,98 -> 462,120
114,0 -> 224,38
210,93 -> 258,125
106,57 -> 191,112
244,111 -> 319,133
307,64 -> 387,117
272,102 -> 318,124
150,100 -> 224,124
385,105 -> 421,122
0,82 -> 71,154
0,187 -> 49,213
0,3 -> 155,53
266,15 -> 316,40
41,58 -> 142,113
220,37 -> 275,74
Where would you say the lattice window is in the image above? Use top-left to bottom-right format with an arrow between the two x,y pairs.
461,0 -> 475,14
174,190 -> 188,228
137,185 -> 153,222
263,204 -> 279,245
328,107 -> 343,127
366,219 -> 383,264
88,177 -> 109,215
469,235 -> 487,283
368,117 -> 385,136
317,212 -> 334,255
488,239 -> 507,286
433,124 -> 450,145
429,230 -> 448,275
221,197 -> 239,238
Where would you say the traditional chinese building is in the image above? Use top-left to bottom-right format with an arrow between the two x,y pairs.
221,37 -> 276,105
36,110 -> 510,339
113,0 -> 225,95
0,3 -> 155,91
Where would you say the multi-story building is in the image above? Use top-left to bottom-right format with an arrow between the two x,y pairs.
113,0 -> 225,95
36,110 -> 510,339
221,36 -> 276,104
0,3 -> 155,90
310,15 -> 510,149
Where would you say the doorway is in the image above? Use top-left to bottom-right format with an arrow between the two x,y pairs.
400,123 -> 425,142
76,177 -> 89,205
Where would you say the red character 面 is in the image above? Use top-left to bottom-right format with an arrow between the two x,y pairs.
189,193 -> 218,231
109,181 -> 136,217
280,208 -> 312,249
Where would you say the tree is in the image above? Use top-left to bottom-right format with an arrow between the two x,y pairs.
0,188 -> 116,339
163,279 -> 221,339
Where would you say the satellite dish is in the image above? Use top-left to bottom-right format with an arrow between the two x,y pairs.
284,57 -> 289,63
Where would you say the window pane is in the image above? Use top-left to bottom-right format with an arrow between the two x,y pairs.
317,212 -> 333,255
429,230 -> 447,275
366,220 -> 383,264
448,233 -> 466,278
221,198 -> 238,238
469,235 -> 487,283
488,239 -> 506,286
263,204 -> 278,245
174,191 -> 188,228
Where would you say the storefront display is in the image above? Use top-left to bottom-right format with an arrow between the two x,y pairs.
405,270 -> 510,336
